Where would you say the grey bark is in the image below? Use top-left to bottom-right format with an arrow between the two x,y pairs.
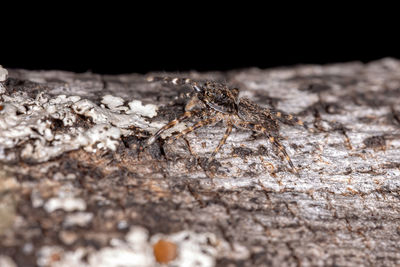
1,58 -> 400,266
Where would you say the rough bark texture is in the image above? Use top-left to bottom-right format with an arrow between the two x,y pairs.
1,59 -> 400,266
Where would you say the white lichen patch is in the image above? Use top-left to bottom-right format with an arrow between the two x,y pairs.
78,124 -> 121,153
150,230 -> 250,266
127,100 -> 158,118
0,65 -> 8,82
0,255 -> 17,267
101,95 -> 128,112
101,95 -> 125,109
31,189 -> 45,208
37,246 -> 65,267
0,65 -> 7,94
72,98 -> 160,131
44,197 -> 86,213
0,89 -> 161,162
63,212 -> 93,227
42,226 -> 248,267
88,227 -> 154,267
45,227 -> 153,267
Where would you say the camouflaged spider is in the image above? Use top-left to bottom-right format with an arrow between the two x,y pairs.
146,76 -> 306,174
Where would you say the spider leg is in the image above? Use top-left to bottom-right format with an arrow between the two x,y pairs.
146,76 -> 200,90
185,95 -> 204,111
269,109 -> 307,129
147,110 -> 199,145
237,121 -> 298,174
268,135 -> 298,173
167,115 -> 221,144
210,123 -> 233,160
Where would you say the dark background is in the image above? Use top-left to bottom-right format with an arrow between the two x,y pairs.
3,41 -> 396,75
2,7 -> 399,75
4,37 -> 397,75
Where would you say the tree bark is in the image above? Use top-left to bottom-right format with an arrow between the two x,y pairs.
1,59 -> 400,266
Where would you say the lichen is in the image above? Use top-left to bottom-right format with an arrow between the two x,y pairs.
0,90 -> 161,162
0,255 -> 17,267
0,65 -> 7,94
38,226 -> 247,267
127,100 -> 158,118
44,197 -> 87,213
0,65 -> 8,82
63,212 -> 93,227
101,95 -> 125,111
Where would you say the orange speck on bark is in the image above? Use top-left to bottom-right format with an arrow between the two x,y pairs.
153,239 -> 178,264
50,252 -> 61,262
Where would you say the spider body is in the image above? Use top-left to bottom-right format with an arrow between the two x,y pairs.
146,76 -> 306,174
199,81 -> 239,114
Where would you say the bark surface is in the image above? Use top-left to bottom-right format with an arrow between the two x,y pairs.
1,59 -> 400,266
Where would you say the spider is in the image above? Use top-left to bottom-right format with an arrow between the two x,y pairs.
146,76 -> 306,174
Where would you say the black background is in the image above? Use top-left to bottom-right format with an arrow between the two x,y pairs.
2,6 -> 399,75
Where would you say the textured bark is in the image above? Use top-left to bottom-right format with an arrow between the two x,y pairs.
1,59 -> 400,266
